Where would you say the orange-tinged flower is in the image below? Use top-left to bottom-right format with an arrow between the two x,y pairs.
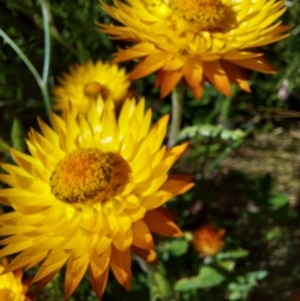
0,259 -> 30,301
100,0 -> 290,99
192,224 -> 225,256
52,60 -> 131,114
0,97 -> 194,299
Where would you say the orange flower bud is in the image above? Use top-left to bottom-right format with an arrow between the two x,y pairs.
191,224 -> 225,256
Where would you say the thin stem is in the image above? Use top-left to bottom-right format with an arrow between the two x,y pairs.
39,0 -> 51,83
40,81 -> 52,120
39,0 -> 51,119
167,84 -> 185,147
0,29 -> 42,85
220,95 -> 232,122
0,29 -> 51,121
220,86 -> 237,122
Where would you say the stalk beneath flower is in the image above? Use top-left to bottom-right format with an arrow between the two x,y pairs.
220,95 -> 233,122
0,0 -> 52,122
168,83 -> 185,147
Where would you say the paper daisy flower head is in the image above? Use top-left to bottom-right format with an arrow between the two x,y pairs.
100,0 -> 290,99
52,60 -> 131,114
0,259 -> 30,301
192,224 -> 225,256
0,97 -> 194,299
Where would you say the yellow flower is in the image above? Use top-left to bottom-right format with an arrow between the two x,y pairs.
100,0 -> 290,99
0,97 -> 194,299
52,60 -> 131,114
192,224 -> 225,256
0,259 -> 30,301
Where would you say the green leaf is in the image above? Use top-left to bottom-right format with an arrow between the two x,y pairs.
220,129 -> 232,140
220,129 -> 245,140
268,194 -> 289,210
198,125 -> 220,137
245,270 -> 268,281
174,266 -> 226,291
196,266 -> 226,288
0,138 -> 10,153
153,272 -> 174,298
216,260 -> 235,272
216,248 -> 249,260
266,227 -> 283,240
230,129 -> 246,140
174,276 -> 205,292
166,238 -> 189,257
11,118 -> 25,152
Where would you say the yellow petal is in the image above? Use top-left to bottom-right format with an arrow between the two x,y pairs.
112,228 -> 133,252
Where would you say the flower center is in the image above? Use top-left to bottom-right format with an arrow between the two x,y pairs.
84,82 -> 110,99
170,0 -> 225,29
50,148 -> 113,204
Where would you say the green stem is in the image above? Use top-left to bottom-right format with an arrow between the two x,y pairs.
39,0 -> 52,119
168,84 -> 185,147
39,0 -> 51,83
220,95 -> 232,122
0,29 -> 42,85
0,0 -> 52,121
220,86 -> 237,122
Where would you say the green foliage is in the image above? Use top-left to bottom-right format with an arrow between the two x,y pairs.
164,238 -> 189,257
0,1 -> 300,301
174,266 -> 226,291
11,118 -> 25,152
228,270 -> 268,301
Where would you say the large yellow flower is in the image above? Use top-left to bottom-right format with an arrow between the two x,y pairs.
52,60 -> 131,114
0,97 -> 193,299
100,0 -> 290,98
0,259 -> 30,301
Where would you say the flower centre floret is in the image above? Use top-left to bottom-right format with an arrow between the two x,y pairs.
50,148 -> 113,204
170,0 -> 225,29
84,82 -> 110,99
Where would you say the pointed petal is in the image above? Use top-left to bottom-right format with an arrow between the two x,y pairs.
131,245 -> 158,263
130,53 -> 166,79
159,69 -> 184,99
221,60 -> 251,92
231,56 -> 276,73
112,228 -> 133,252
89,266 -> 109,300
64,254 -> 89,299
110,247 -> 132,290
203,61 -> 232,96
144,209 -> 183,237
131,219 -> 154,249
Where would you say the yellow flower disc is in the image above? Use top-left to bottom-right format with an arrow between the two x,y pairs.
53,60 -> 131,114
170,0 -> 226,30
84,82 -> 110,99
0,97 -> 194,300
50,148 -> 113,204
99,0 -> 290,99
